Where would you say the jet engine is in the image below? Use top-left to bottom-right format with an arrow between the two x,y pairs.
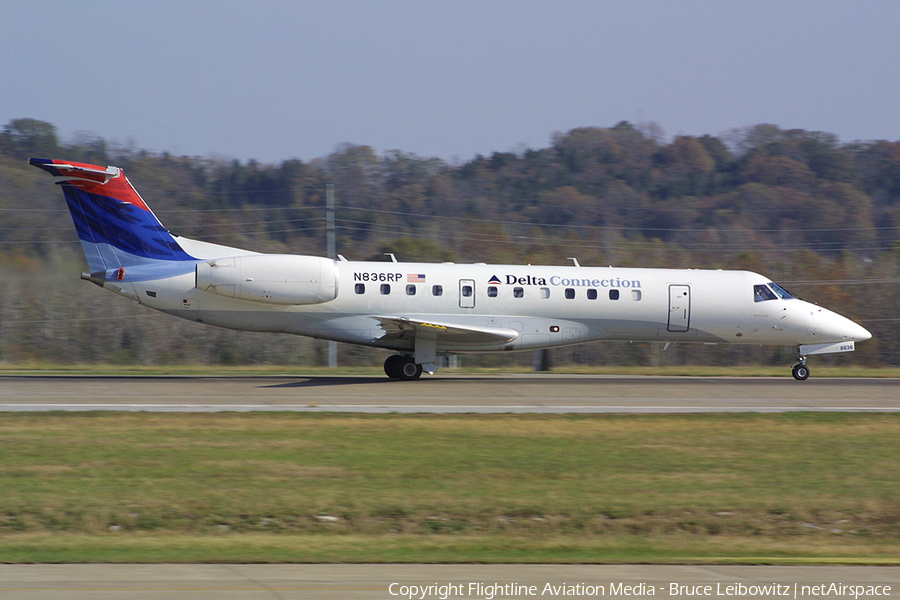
195,255 -> 337,305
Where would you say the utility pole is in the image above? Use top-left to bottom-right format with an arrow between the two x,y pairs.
326,183 -> 337,368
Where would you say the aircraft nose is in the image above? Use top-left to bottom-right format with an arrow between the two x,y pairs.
848,321 -> 872,342
821,310 -> 872,342
799,301 -> 872,343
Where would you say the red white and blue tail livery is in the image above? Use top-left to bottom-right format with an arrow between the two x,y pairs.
30,159 -> 195,270
31,158 -> 872,380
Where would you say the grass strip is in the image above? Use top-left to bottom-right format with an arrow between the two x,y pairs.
1,412 -> 899,563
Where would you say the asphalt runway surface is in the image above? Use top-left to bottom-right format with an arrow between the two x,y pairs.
1,564 -> 898,600
0,373 -> 898,412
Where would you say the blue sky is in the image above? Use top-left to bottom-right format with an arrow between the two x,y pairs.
3,1 -> 899,164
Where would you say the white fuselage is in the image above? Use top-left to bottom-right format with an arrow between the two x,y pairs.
106,255 -> 870,357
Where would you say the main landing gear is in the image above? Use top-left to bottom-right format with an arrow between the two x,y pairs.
791,351 -> 810,381
384,355 -> 423,380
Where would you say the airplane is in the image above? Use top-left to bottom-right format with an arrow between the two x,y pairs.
29,157 -> 872,381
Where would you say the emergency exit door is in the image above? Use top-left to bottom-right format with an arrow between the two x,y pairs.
667,285 -> 691,332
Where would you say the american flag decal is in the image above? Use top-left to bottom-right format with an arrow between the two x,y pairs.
407,273 -> 426,283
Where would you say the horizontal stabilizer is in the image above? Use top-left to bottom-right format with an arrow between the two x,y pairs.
29,159 -> 121,184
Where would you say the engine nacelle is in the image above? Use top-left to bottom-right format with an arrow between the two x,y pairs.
195,254 -> 337,305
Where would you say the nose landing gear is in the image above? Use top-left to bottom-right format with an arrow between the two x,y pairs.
791,362 -> 810,381
791,350 -> 810,381
789,341 -> 861,380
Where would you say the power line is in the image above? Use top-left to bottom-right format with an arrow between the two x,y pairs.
333,205 -> 900,234
332,220 -> 897,253
782,278 -> 900,286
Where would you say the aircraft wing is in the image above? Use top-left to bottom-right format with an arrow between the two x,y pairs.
373,316 -> 519,346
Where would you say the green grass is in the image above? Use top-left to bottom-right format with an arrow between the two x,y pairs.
1,412 -> 899,563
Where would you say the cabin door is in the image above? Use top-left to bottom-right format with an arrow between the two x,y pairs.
459,279 -> 476,309
667,285 -> 691,332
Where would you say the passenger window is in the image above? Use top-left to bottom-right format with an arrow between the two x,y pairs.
513,287 -> 524,298
754,284 -> 777,302
432,285 -> 443,296
632,290 -> 642,301
540,287 -> 550,299
406,285 -> 416,296
380,284 -> 391,295
609,289 -> 620,300
355,283 -> 365,294
565,288 -> 575,299
587,289 -> 597,300
461,285 -> 473,297
487,286 -> 498,297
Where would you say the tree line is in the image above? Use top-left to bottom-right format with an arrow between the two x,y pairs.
1,118 -> 898,368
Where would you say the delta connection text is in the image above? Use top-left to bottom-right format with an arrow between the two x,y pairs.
388,581 -> 891,600
502,275 -> 642,288
352,272 -> 644,289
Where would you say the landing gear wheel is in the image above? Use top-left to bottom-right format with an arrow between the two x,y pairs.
384,355 -> 422,380
398,357 -> 423,381
384,355 -> 405,379
792,363 -> 810,381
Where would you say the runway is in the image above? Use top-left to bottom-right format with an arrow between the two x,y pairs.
1,374 -> 898,412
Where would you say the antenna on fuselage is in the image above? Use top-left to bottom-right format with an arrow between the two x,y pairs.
385,253 -> 398,263
568,257 -> 581,267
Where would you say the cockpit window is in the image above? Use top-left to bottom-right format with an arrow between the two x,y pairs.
768,282 -> 795,300
754,282 -> 795,302
754,284 -> 777,302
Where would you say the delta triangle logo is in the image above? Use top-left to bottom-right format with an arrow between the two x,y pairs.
488,275 -> 502,285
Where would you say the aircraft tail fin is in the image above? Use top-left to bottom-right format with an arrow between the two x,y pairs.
29,158 -> 195,271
